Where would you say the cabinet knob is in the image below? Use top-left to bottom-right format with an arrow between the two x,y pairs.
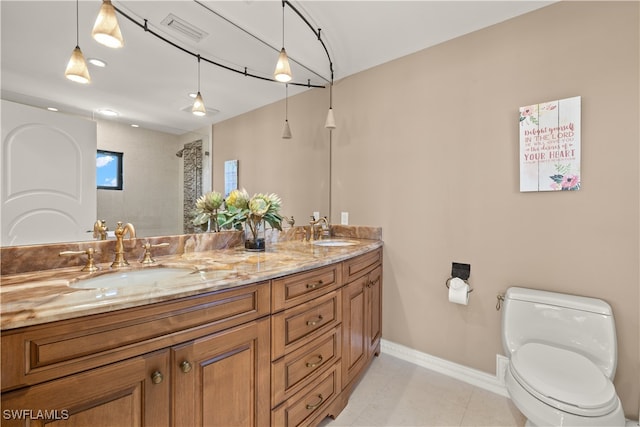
151,370 -> 164,384
305,394 -> 324,410
306,315 -> 323,327
180,360 -> 192,373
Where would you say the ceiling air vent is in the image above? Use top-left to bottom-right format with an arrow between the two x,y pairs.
161,14 -> 208,42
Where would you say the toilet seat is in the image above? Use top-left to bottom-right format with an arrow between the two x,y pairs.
510,342 -> 618,417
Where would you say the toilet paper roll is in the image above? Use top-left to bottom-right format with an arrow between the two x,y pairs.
448,277 -> 469,305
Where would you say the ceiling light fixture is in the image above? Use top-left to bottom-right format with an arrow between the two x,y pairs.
92,0 -> 124,48
282,84 -> 292,139
325,76 -> 336,129
192,55 -> 207,117
274,1 -> 292,83
64,0 -> 90,84
88,58 -> 107,68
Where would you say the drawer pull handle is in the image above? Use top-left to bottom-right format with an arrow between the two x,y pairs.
306,315 -> 323,326
180,360 -> 192,373
151,371 -> 164,384
306,280 -> 324,289
369,277 -> 381,288
305,394 -> 324,410
305,355 -> 324,368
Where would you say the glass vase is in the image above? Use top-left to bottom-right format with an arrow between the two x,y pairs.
244,218 -> 265,251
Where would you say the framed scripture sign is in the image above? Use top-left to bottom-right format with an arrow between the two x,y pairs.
519,96 -> 581,192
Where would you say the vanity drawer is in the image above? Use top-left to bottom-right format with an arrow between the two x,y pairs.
272,326 -> 341,407
342,248 -> 382,282
272,264 -> 341,312
1,282 -> 270,391
271,290 -> 341,360
271,361 -> 341,427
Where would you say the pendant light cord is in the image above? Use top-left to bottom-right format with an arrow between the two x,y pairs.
281,1 -> 285,48
75,0 -> 79,47
197,54 -> 201,92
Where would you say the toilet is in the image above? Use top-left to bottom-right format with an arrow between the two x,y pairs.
501,287 -> 625,426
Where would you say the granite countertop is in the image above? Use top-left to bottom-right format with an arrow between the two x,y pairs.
1,237 -> 382,331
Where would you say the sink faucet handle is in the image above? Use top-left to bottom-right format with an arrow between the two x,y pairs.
140,242 -> 170,264
60,247 -> 99,272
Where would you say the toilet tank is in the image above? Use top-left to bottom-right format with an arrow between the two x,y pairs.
501,287 -> 617,379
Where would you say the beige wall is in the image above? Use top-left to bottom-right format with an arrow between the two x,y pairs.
97,120 -> 182,237
212,1 -> 640,417
212,87 -> 331,222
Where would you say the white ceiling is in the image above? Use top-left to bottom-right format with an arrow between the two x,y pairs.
1,1 -> 553,135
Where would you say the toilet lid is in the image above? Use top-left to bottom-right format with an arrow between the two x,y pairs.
510,343 -> 618,416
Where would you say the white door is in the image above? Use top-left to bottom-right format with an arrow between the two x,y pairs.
1,100 -> 97,246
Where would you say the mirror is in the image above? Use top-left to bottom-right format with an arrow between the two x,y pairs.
0,1 -> 331,247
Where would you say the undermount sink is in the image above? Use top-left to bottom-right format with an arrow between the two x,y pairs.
70,267 -> 198,290
312,239 -> 359,247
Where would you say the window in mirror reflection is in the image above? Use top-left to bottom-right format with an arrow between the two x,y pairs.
97,150 -> 123,190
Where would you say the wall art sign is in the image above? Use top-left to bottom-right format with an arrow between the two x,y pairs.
519,96 -> 581,192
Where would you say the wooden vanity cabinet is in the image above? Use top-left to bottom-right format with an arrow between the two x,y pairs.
341,249 -> 383,392
1,282 -> 270,427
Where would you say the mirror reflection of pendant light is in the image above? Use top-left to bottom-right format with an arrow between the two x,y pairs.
282,84 -> 292,139
192,55 -> 207,116
92,0 -> 124,48
325,79 -> 336,129
65,0 -> 90,84
274,1 -> 292,83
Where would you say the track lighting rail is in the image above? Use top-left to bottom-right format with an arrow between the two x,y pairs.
112,3 -> 331,89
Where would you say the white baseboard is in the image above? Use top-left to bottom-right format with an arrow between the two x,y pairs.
380,339 -> 509,398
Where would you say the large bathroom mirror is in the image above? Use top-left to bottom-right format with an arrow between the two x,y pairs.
0,1 -> 331,247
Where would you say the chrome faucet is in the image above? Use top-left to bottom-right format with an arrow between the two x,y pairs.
111,222 -> 136,268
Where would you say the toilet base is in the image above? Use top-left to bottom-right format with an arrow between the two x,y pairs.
506,368 -> 625,427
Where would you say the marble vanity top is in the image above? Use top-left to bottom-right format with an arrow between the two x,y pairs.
1,235 -> 382,330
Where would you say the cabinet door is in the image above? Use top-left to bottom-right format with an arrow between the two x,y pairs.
172,318 -> 270,427
366,265 -> 382,356
341,275 -> 368,389
1,350 -> 169,427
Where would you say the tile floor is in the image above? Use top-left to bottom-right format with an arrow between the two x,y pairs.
319,353 -> 526,427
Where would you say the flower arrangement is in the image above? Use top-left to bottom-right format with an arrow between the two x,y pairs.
220,189 -> 283,249
193,188 -> 283,251
192,191 -> 224,231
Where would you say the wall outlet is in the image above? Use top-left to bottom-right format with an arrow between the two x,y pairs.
341,212 -> 349,225
313,211 -> 320,221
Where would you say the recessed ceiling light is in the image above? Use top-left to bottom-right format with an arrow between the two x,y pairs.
97,108 -> 119,117
130,124 -> 139,128
188,92 -> 197,99
47,107 -> 59,112
88,58 -> 107,67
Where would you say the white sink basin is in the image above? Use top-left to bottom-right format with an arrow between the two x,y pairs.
70,267 -> 198,289
312,239 -> 358,247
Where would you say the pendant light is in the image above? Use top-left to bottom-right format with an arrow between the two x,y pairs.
192,55 -> 207,116
282,84 -> 292,139
274,2 -> 292,83
92,0 -> 124,48
65,0 -> 90,84
325,79 -> 336,129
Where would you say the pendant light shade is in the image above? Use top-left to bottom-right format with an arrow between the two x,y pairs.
282,120 -> 292,139
274,48 -> 292,83
325,108 -> 336,129
65,46 -> 91,84
192,92 -> 206,116
92,0 -> 124,48
65,0 -> 90,84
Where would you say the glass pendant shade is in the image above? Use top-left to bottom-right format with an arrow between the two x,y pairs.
92,0 -> 124,48
65,46 -> 91,84
282,120 -> 292,139
274,48 -> 292,83
192,92 -> 206,116
325,108 -> 336,129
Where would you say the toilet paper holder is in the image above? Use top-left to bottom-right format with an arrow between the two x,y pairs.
445,277 -> 474,294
